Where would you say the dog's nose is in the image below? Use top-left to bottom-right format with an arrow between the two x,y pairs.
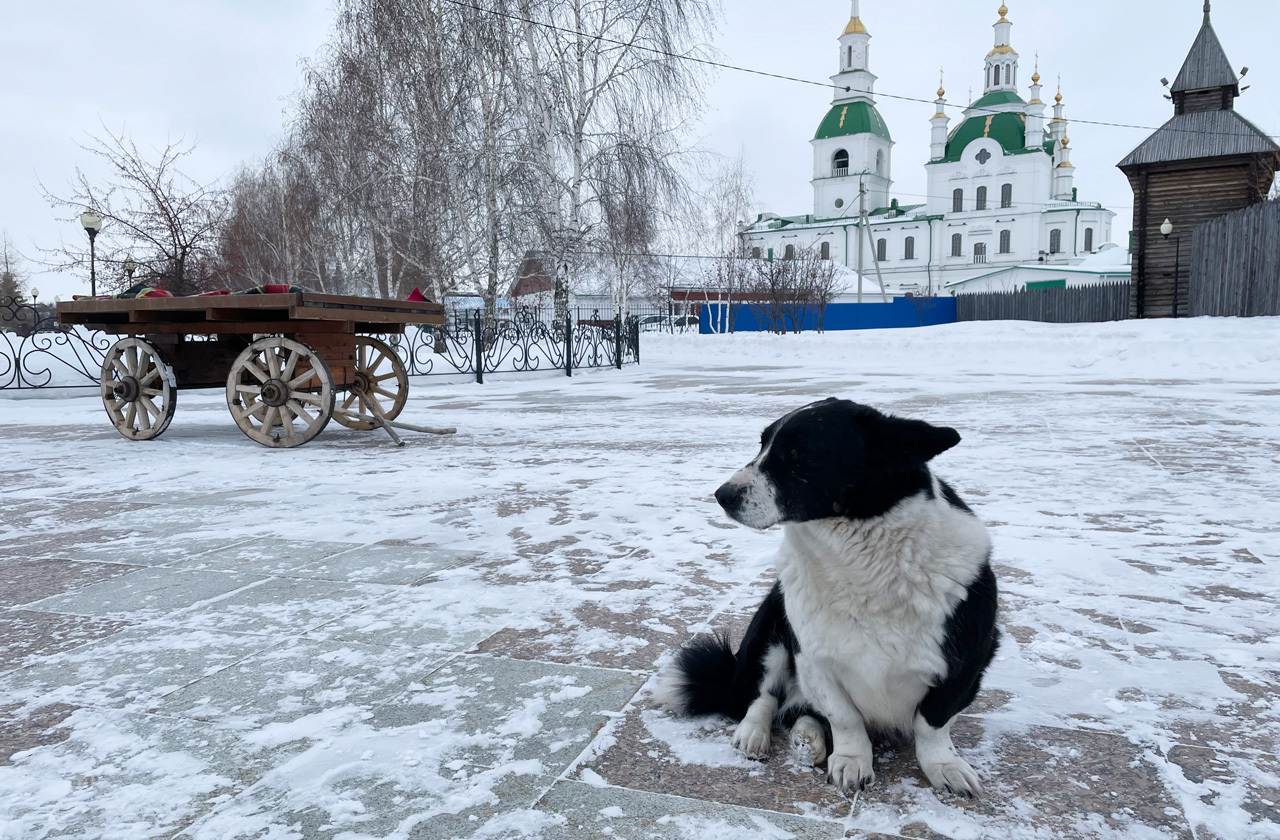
715,482 -> 745,511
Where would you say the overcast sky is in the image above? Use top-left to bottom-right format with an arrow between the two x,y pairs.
4,0 -> 1278,300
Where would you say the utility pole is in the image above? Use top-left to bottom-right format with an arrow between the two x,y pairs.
857,178 -> 866,305
858,178 -> 890,304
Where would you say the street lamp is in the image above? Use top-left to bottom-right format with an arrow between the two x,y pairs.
1160,219 -> 1181,319
80,209 -> 104,296
123,255 -> 137,285
30,287 -> 40,333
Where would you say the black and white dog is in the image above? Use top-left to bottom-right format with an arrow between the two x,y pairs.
656,399 -> 999,797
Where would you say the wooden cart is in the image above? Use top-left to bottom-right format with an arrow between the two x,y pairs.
57,293 -> 450,448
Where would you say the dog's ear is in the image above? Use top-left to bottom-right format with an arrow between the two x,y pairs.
874,415 -> 961,463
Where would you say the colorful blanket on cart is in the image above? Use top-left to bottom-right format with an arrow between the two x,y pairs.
73,283 -> 312,301
236,284 -> 313,295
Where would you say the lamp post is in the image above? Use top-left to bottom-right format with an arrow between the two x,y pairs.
80,210 -> 104,296
30,287 -> 40,333
123,255 -> 137,286
1160,219 -> 1181,318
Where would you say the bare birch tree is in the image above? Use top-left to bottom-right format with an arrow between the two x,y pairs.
42,127 -> 226,296
512,0 -> 719,323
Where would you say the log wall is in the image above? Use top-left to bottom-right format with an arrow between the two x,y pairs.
1123,156 -> 1275,318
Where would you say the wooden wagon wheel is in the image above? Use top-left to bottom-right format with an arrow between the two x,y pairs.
100,338 -> 178,441
333,336 -> 409,431
225,337 -> 335,448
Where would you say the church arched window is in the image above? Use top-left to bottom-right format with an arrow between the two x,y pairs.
992,65 -> 1000,88
1084,228 -> 1095,253
848,46 -> 853,69
1001,184 -> 1013,208
784,244 -> 796,260
1005,65 -> 1011,85
904,236 -> 916,260
999,230 -> 1012,254
1049,229 -> 1062,254
875,150 -> 885,176
974,242 -> 988,264
752,247 -> 762,260
821,241 -> 831,261
833,149 -> 849,176
876,238 -> 887,263
976,187 -> 988,211
951,233 -> 963,257
953,189 -> 964,213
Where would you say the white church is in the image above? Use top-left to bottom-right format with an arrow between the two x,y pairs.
740,2 -> 1119,296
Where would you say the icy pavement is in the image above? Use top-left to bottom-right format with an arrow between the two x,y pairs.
1,318 -> 1278,840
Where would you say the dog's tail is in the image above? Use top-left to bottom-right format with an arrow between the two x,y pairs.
652,633 -> 757,721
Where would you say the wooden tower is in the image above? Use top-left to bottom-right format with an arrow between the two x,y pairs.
1118,2 -> 1280,318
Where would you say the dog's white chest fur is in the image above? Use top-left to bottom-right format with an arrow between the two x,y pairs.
777,487 -> 991,732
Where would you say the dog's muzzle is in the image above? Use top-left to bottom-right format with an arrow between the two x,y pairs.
715,467 -> 782,530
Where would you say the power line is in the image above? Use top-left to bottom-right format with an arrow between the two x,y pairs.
439,0 -> 1280,144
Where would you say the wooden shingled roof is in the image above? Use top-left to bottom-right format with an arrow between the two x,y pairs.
1119,4 -> 1279,169
1171,13 -> 1238,94
1119,110 -> 1278,168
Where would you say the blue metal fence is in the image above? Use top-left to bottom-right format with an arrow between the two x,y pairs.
700,297 -> 958,334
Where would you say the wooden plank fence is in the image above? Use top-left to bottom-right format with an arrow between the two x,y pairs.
1190,199 -> 1280,317
955,282 -> 1132,324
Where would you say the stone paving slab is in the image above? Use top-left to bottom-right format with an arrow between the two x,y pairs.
0,609 -> 132,675
59,536 -> 254,567
177,656 -> 646,840
156,638 -> 446,731
0,702 -> 78,766
159,576 -> 399,638
0,626 -> 281,714
0,557 -> 143,607
25,566 -> 266,621
168,538 -> 365,577
291,541 -> 482,586
303,587 -> 505,653
530,780 -> 847,839
0,706 -> 304,839
576,701 -> 1200,839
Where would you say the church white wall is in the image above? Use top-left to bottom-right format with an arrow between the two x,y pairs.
812,133 -> 892,216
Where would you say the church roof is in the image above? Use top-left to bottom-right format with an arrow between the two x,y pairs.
815,101 -> 892,142
969,90 -> 1025,110
936,111 -> 1051,163
1118,109 -> 1279,167
1171,16 -> 1238,93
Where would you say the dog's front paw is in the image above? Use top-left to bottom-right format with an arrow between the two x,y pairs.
827,751 -> 875,794
919,756 -> 983,799
731,720 -> 772,759
791,715 -> 828,766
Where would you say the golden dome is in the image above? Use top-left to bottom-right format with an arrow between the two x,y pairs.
1032,71 -> 1041,84
1055,90 -> 1063,104
997,4 -> 1010,22
938,87 -> 946,99
1062,136 -> 1070,148
844,17 -> 868,35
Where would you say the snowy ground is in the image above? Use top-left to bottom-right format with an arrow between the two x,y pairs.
1,318 -> 1278,840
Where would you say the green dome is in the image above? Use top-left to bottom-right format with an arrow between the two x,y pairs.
815,101 -> 892,142
939,111 -> 1052,163
968,89 -> 1026,109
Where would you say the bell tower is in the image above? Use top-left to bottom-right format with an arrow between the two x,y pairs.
812,1 -> 893,215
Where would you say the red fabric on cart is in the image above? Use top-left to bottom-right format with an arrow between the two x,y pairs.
406,287 -> 429,302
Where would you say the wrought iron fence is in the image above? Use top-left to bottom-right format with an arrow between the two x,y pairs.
1,296 -> 113,390
0,296 -> 640,391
